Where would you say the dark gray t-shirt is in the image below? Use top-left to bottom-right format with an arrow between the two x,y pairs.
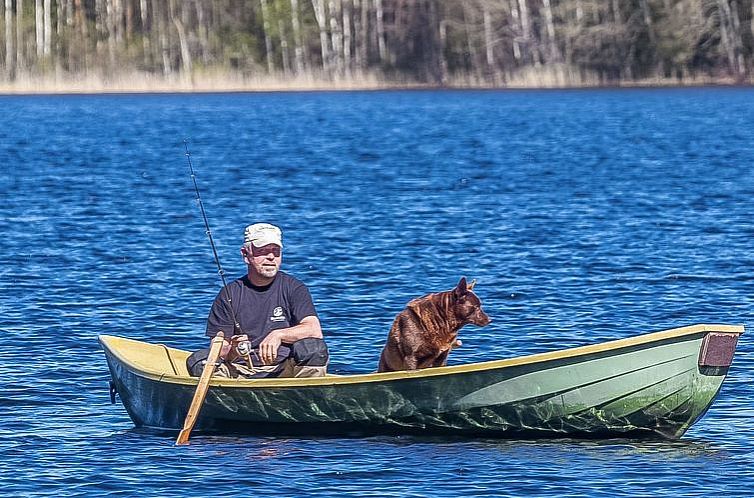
205,272 -> 318,362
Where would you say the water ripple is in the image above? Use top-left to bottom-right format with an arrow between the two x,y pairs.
1,89 -> 753,497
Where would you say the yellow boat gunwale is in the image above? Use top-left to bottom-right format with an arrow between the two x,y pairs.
99,323 -> 744,389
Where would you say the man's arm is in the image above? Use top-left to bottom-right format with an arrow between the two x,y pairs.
258,315 -> 322,364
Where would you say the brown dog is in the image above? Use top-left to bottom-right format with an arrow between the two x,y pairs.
377,277 -> 491,372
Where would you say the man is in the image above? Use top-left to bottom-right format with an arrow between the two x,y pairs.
188,223 -> 328,378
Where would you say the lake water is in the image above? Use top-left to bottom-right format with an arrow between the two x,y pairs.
1,88 -> 753,496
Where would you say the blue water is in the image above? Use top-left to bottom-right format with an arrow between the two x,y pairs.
2,88 -> 753,496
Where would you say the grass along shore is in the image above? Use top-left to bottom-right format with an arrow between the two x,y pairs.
0,66 -> 750,94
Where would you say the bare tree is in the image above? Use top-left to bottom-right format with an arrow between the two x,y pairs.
716,0 -> 746,78
260,0 -> 274,73
171,0 -> 192,79
518,0 -> 532,63
279,18 -> 291,74
65,0 -> 73,26
5,0 -> 13,79
15,0 -> 22,71
153,0 -> 170,75
126,0 -> 134,42
375,0 -> 386,63
639,0 -> 655,45
542,0 -> 559,63
717,0 -> 738,75
431,1 -> 448,84
74,0 -> 88,72
329,0 -> 343,77
509,0 -> 521,61
94,0 -> 104,56
729,0 -> 746,76
342,0 -> 352,78
140,0 -> 150,66
105,0 -> 116,65
35,0 -> 42,58
290,0 -> 305,73
311,0 -> 331,75
461,2 -> 482,82
483,3 -> 494,72
353,0 -> 365,71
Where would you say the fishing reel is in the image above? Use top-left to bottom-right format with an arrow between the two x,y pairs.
235,340 -> 252,357
235,340 -> 257,374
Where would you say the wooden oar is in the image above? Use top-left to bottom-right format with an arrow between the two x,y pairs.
175,331 -> 225,445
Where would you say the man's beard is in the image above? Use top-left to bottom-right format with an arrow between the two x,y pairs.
258,265 -> 279,278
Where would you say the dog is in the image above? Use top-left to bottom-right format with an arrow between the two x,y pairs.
377,277 -> 491,372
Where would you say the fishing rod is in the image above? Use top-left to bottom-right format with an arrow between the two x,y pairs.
184,139 -> 242,337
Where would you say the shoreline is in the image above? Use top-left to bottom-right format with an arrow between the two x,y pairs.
3,82 -> 753,96
0,71 -> 751,95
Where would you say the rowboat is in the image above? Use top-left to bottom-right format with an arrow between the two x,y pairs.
100,323 -> 743,439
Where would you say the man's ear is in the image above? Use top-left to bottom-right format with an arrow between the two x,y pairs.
454,277 -> 468,299
240,246 -> 251,263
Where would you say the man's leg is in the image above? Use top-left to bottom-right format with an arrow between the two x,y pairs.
233,362 -> 287,378
186,348 -> 236,378
290,338 -> 329,377
222,339 -> 329,379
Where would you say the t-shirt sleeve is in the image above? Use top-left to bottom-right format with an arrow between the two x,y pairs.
289,282 -> 318,325
205,288 -> 237,339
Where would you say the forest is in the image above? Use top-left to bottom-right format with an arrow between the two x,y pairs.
1,0 -> 753,90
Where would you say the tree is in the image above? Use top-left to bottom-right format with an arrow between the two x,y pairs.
5,0 -> 14,80
0,0 -> 752,87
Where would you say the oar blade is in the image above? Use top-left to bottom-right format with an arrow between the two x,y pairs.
175,332 -> 225,446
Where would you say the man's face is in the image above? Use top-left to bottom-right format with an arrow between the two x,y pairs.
244,243 -> 282,278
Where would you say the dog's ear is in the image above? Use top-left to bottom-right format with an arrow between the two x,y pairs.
467,279 -> 477,291
454,277 -> 468,299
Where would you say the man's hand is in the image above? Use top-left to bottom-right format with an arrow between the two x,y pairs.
220,334 -> 250,362
220,340 -> 233,361
259,330 -> 283,365
230,334 -> 250,349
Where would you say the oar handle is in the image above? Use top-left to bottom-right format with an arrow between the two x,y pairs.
175,332 -> 225,445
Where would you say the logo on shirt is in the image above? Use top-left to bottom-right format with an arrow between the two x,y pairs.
270,306 -> 286,322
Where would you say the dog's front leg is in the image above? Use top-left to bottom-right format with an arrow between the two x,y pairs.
403,355 -> 419,370
431,350 -> 450,368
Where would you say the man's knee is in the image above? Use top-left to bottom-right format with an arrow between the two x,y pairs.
290,338 -> 329,367
186,348 -> 234,378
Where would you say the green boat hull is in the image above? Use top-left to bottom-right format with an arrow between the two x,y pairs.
100,324 -> 743,438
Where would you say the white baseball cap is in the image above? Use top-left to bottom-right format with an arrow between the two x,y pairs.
243,223 -> 283,248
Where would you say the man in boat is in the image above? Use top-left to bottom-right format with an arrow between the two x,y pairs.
188,222 -> 328,378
